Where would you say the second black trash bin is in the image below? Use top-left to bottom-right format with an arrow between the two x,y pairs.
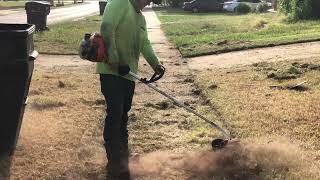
99,1 -> 107,15
25,1 -> 51,31
0,24 -> 38,157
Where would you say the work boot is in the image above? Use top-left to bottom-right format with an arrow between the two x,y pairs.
106,161 -> 131,180
106,161 -> 120,179
119,143 -> 131,180
119,170 -> 131,180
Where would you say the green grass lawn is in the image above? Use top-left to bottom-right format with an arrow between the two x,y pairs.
0,0 -> 85,10
154,8 -> 320,57
34,15 -> 101,54
0,1 -> 25,9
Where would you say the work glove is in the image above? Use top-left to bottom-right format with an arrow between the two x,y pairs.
154,64 -> 165,75
118,65 -> 130,76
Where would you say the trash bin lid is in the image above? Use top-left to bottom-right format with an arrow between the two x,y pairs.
25,1 -> 51,10
0,24 -> 35,34
25,1 -> 51,13
25,1 -> 51,6
0,24 -> 36,62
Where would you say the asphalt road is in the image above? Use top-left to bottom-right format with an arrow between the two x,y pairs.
0,1 -> 99,24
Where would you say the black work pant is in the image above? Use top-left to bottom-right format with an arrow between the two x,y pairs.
100,74 -> 135,171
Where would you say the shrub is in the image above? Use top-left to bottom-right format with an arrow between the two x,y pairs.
235,3 -> 251,14
290,0 -> 312,20
256,2 -> 269,13
279,0 -> 314,20
279,0 -> 291,14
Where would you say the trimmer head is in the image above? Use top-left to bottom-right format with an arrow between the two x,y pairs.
211,138 -> 229,150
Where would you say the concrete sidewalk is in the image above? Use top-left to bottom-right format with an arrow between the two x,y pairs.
188,41 -> 320,70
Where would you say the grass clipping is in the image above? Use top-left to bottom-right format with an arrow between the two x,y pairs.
130,139 -> 317,180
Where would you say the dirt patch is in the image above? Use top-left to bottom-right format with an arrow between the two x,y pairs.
191,88 -> 202,95
216,40 -> 228,46
183,77 -> 194,83
208,83 -> 218,89
58,80 -> 66,88
144,100 -> 175,110
81,98 -> 105,106
154,120 -> 179,125
254,20 -> 268,29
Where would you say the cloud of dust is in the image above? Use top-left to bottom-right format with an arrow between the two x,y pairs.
129,140 -> 317,179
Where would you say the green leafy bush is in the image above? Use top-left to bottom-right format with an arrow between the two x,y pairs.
279,0 -> 291,14
291,0 -> 312,20
235,3 -> 251,14
256,2 -> 269,13
279,0 -> 314,20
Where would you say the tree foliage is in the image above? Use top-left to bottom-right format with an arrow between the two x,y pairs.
279,0 -> 319,20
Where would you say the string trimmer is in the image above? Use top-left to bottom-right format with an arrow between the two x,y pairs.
78,32 -> 231,150
129,68 -> 232,150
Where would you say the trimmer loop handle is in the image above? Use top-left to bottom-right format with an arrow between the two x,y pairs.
141,66 -> 165,84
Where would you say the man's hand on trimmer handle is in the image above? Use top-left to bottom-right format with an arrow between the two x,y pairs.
118,64 -> 165,77
154,64 -> 165,75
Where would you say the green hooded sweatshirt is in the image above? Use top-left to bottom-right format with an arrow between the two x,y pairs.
96,0 -> 160,81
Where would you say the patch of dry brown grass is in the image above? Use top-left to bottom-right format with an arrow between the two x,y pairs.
11,64 -> 107,179
10,56 -> 217,179
193,57 -> 320,179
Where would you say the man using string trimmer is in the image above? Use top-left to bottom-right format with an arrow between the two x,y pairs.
80,0 -> 235,178
79,0 -> 165,179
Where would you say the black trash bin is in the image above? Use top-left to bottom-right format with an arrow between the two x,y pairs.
0,24 -> 38,156
99,1 -> 107,15
25,1 -> 51,31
